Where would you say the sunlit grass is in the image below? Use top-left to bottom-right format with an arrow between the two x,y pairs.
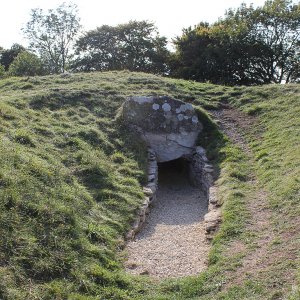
0,71 -> 298,299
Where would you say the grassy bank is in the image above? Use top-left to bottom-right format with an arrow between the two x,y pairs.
0,71 -> 299,299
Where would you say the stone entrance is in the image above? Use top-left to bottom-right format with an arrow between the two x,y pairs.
123,96 -> 222,277
125,154 -> 209,278
121,96 -> 220,238
158,157 -> 189,182
121,96 -> 202,162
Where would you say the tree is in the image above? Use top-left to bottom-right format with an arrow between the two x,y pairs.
23,2 -> 81,73
171,0 -> 300,84
73,21 -> 170,74
0,44 -> 26,71
8,51 -> 45,76
170,23 -> 231,83
226,0 -> 300,83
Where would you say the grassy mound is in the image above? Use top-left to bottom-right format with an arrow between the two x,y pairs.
0,71 -> 299,299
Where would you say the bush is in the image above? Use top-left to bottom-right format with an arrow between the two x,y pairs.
8,51 -> 46,76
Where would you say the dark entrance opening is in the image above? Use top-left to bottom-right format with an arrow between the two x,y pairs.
155,156 -> 208,226
157,157 -> 190,187
125,154 -> 210,278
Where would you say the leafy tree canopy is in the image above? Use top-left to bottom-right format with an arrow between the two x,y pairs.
171,0 -> 300,85
0,44 -> 26,71
73,20 -> 170,74
23,2 -> 81,74
8,51 -> 45,77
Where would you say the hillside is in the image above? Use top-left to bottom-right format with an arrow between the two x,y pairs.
0,71 -> 299,300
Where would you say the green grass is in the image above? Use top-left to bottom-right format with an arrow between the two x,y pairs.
0,71 -> 299,299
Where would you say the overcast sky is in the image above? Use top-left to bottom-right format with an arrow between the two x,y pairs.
1,0 -> 267,49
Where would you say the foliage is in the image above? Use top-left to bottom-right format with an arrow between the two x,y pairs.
171,0 -> 300,85
8,51 -> 45,76
73,21 -> 170,74
22,2 -> 81,74
227,0 -> 300,83
0,44 -> 26,71
0,64 -> 5,77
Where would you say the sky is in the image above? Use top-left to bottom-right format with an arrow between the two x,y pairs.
0,0 -> 267,49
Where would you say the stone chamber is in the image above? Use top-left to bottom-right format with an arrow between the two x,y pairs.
122,96 -> 221,241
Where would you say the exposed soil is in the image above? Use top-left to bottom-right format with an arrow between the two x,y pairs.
210,105 -> 292,290
125,160 -> 209,279
209,105 -> 256,154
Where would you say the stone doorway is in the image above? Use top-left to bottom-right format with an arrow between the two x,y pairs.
158,157 -> 189,184
125,155 -> 209,278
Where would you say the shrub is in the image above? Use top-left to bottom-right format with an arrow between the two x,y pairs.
8,51 -> 46,76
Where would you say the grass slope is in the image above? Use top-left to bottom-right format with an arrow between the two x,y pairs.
0,71 -> 299,299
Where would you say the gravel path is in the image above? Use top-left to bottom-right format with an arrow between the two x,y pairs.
125,162 -> 209,279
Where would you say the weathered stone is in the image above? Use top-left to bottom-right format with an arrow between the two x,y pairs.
208,186 -> 218,205
162,103 -> 171,112
143,131 -> 199,162
147,183 -> 157,193
121,96 -> 203,162
148,168 -> 157,175
132,220 -> 140,231
143,187 -> 153,196
126,230 -> 134,240
123,100 -> 222,242
196,146 -> 206,156
140,214 -> 146,223
204,209 -> 221,233
192,115 -> 199,124
143,197 -> 150,205
148,174 -> 156,181
203,164 -> 214,173
152,103 -> 160,110
177,114 -> 184,121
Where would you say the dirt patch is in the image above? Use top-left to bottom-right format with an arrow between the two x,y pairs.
210,107 -> 276,287
209,104 -> 259,154
210,106 -> 299,293
229,187 -> 275,285
125,159 -> 209,279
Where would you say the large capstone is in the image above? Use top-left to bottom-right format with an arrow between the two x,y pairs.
121,96 -> 203,162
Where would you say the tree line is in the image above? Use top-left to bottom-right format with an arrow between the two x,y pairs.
1,0 -> 299,85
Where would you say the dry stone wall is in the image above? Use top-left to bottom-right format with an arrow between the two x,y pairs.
188,146 -> 221,239
123,96 -> 221,240
126,148 -> 158,240
126,146 -> 221,240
